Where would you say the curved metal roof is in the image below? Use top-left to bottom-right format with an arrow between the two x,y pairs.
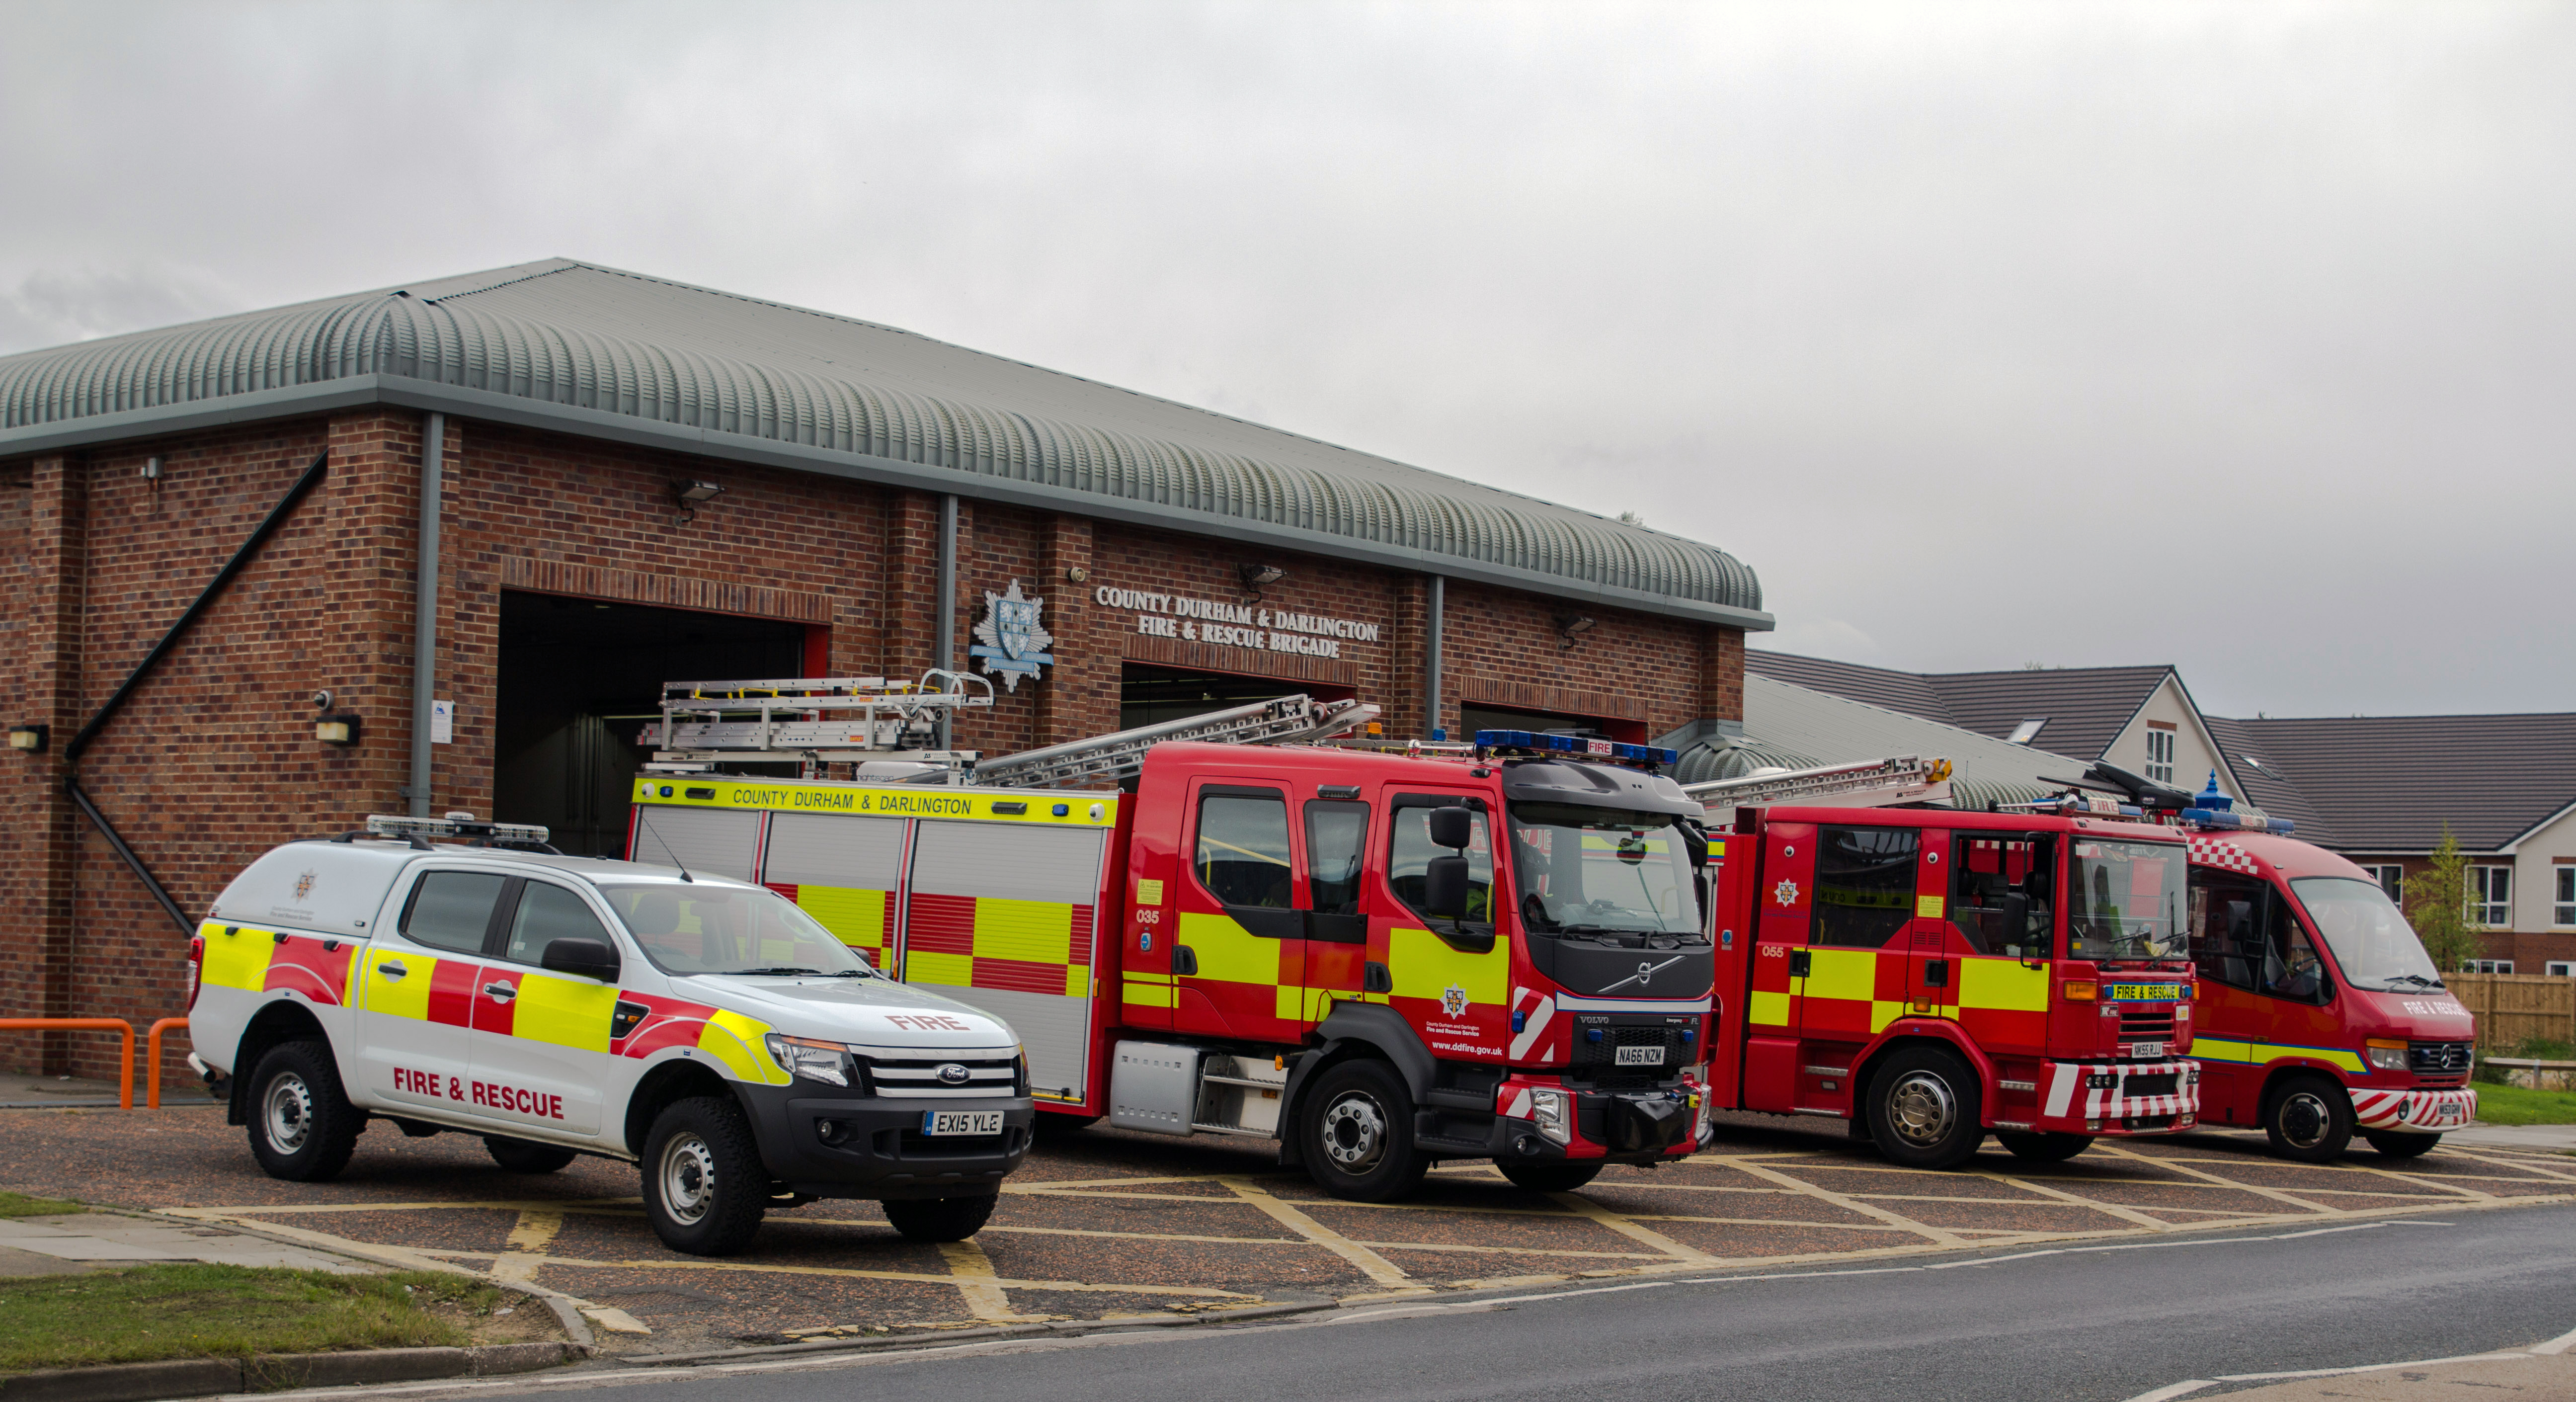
0,259 -> 1768,628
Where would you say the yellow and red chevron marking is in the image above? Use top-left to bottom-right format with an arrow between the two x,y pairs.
199,922 -> 357,1006
764,882 -> 893,956
904,893 -> 1095,998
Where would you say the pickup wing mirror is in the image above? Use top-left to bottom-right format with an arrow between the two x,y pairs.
1427,805 -> 1474,850
541,937 -> 621,983
1423,855 -> 1471,917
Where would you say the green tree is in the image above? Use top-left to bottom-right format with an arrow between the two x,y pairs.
2402,826 -> 2487,973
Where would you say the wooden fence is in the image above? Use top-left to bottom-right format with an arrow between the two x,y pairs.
2447,973 -> 2576,1053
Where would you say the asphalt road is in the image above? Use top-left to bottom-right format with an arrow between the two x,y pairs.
447,1201 -> 2576,1402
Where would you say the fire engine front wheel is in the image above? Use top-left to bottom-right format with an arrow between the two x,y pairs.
642,1097 -> 768,1256
1867,1047 -> 1984,1169
245,1041 -> 363,1183
1994,1131 -> 2093,1163
1300,1059 -> 1428,1202
883,1194 -> 998,1242
2262,1076 -> 2353,1163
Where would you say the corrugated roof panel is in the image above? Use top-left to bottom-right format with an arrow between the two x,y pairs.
0,258 -> 1765,627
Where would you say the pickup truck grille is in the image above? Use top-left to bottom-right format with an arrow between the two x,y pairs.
2410,1041 -> 2473,1076
862,1054 -> 1022,1099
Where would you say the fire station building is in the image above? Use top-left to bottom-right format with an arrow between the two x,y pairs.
0,258 -> 1770,1078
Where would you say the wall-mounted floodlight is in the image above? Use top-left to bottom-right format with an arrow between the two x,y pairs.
316,714 -> 361,746
7,724 -> 47,753
1239,562 -> 1286,589
671,480 -> 726,524
1555,613 -> 1596,643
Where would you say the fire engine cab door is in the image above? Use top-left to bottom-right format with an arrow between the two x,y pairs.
465,877 -> 618,1137
352,867 -> 506,1121
1937,832 -> 2054,1065
1174,783 -> 1307,1044
1741,823 -> 1817,1113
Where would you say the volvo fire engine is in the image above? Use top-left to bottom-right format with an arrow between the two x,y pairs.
629,679 -> 1715,1200
1688,758 -> 2203,1167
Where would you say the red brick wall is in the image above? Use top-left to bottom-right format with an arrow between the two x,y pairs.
0,408 -> 1752,1083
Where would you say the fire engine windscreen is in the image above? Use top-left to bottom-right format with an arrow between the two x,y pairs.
597,883 -> 879,978
2066,841 -> 2187,962
2289,878 -> 2447,992
1508,804 -> 1702,936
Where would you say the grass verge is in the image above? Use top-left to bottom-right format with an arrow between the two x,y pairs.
2466,1081 -> 2576,1126
0,1192 -> 83,1219
0,1266 -> 504,1372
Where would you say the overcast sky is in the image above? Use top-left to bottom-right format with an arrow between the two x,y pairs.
5,1 -> 2569,720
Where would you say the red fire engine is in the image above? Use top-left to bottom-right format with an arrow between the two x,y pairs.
1692,759 -> 2203,1167
630,681 -> 1715,1201
2171,779 -> 2477,1161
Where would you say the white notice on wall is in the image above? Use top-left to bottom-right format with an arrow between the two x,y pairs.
431,699 -> 454,744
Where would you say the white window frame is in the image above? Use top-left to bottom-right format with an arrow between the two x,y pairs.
2555,866 -> 2575,928
2546,961 -> 2575,978
2471,866 -> 2512,927
2360,864 -> 2405,903
2466,959 -> 2515,975
2144,727 -> 2175,785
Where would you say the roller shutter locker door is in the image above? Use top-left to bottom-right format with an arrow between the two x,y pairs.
908,821 -> 1107,1102
762,814 -> 906,966
629,806 -> 762,882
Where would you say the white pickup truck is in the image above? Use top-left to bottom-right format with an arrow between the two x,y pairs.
186,815 -> 1032,1255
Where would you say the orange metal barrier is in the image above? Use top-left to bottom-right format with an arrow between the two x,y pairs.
146,1018 -> 190,1110
0,1019 -> 134,1109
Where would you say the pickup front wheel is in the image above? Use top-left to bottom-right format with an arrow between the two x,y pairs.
246,1041 -> 363,1182
642,1097 -> 768,1256
884,1194 -> 998,1242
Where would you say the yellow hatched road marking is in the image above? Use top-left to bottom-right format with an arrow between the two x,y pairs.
1717,1157 -> 1969,1247
1545,1191 -> 1720,1264
1974,1171 -> 2174,1230
413,1247 -> 1251,1297
2087,1141 -> 2339,1214
494,1210 -> 564,1283
937,1240 -> 1020,1320
1218,1176 -> 1422,1291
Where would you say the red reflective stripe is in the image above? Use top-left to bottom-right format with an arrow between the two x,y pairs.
475,974 -> 517,1037
970,956 -> 1074,995
1067,905 -> 1095,967
906,893 -> 976,955
424,960 -> 480,1028
262,936 -> 356,1007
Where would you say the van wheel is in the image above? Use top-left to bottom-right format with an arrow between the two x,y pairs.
1866,1047 -> 1984,1169
1995,1131 -> 2093,1163
2262,1076 -> 2353,1163
485,1136 -> 578,1173
246,1041 -> 363,1182
883,1194 -> 998,1242
642,1097 -> 767,1256
1499,1161 -> 1602,1193
1299,1059 -> 1429,1202
2364,1131 -> 2439,1159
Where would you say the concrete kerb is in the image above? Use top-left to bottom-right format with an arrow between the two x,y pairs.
616,1300 -> 1344,1367
0,1344 -> 584,1402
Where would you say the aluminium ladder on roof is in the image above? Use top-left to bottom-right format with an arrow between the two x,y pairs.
1682,755 -> 1953,814
972,695 -> 1381,791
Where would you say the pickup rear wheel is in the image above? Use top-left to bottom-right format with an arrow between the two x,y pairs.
883,1194 -> 999,1242
1995,1130 -> 2094,1163
2262,1076 -> 2353,1163
1498,1161 -> 1602,1193
1866,1047 -> 1984,1169
1299,1059 -> 1428,1202
246,1041 -> 362,1182
642,1096 -> 768,1256
484,1136 -> 578,1173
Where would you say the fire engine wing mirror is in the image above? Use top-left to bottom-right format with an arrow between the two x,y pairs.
1680,822 -> 1710,869
541,937 -> 621,983
1423,855 -> 1471,917
1427,806 -> 1474,850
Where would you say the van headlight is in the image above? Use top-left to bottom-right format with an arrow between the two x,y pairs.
766,1034 -> 852,1087
2364,1040 -> 2409,1073
1529,1087 -> 1572,1145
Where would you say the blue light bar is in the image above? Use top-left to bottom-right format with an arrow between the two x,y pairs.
1474,730 -> 1678,767
2180,808 -> 2295,835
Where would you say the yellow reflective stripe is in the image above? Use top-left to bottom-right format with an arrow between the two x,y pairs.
1064,966 -> 1091,998
1124,971 -> 1175,985
512,974 -> 615,1053
2189,1037 -> 2364,1073
699,1008 -> 785,1084
1122,980 -> 1178,1008
1387,926 -> 1507,1005
1748,989 -> 1790,1027
359,949 -> 435,1019
973,899 -> 1074,964
795,886 -> 888,951
634,778 -> 1116,826
1869,1000 -> 1905,1032
1177,910 -> 1278,986
906,950 -> 974,987
1803,948 -> 1877,1002
200,923 -> 276,992
1958,958 -> 2049,1013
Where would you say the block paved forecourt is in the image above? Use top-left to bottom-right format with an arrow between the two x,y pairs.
4,1103 -> 2569,1356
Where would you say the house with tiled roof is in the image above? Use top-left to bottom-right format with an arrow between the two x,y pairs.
1746,650 -> 2576,974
